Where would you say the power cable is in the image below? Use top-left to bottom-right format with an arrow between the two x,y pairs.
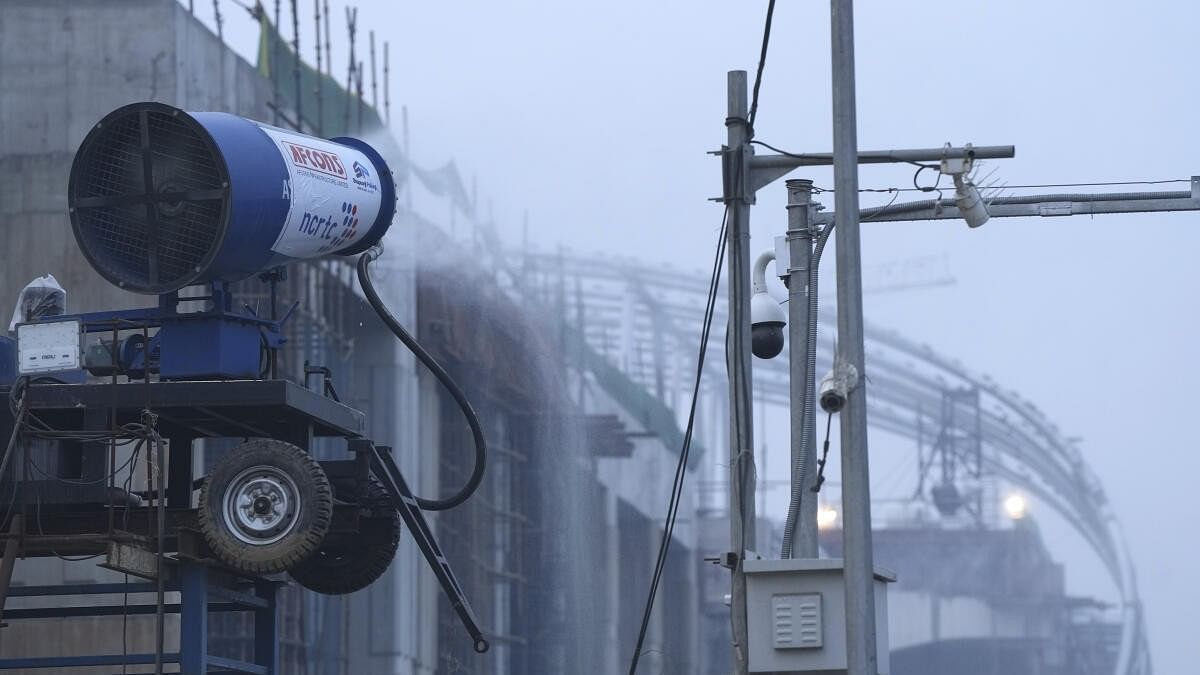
152,427 -> 166,675
626,205 -> 728,675
811,411 -> 834,493
356,248 -> 486,511
746,0 -> 778,136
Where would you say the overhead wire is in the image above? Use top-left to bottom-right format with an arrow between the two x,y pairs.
746,0 -> 777,135
625,8 -> 782,646
626,205 -> 728,675
811,411 -> 835,493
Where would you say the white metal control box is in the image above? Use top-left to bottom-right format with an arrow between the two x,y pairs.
16,320 -> 82,375
744,558 -> 894,674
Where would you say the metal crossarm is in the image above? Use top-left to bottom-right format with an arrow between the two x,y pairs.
368,444 -> 490,654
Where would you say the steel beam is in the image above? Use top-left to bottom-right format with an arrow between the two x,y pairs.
813,191 -> 1200,224
750,145 -> 1015,191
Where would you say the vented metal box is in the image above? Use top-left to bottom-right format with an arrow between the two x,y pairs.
744,558 -> 894,674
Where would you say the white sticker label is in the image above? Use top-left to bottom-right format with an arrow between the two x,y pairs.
258,125 -> 384,259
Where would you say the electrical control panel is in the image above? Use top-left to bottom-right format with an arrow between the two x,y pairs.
16,320 -> 81,375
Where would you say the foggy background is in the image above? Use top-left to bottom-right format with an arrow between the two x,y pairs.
202,1 -> 1198,671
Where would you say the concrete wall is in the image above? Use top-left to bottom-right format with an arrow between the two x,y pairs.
0,3 -> 707,674
0,0 -> 269,314
0,2 -> 430,672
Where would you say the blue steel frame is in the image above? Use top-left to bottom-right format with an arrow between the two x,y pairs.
40,281 -> 290,381
0,561 -> 279,674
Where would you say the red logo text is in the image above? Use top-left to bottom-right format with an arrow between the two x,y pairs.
283,142 -> 346,179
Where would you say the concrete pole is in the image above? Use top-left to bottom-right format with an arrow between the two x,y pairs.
829,1 -> 879,674
784,179 -> 819,558
724,69 -> 755,675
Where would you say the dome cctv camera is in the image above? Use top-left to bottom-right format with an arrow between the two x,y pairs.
751,291 -> 786,359
750,251 -> 786,359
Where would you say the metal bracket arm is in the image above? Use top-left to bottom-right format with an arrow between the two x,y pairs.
811,187 -> 1200,225
749,144 -> 1016,193
368,444 -> 491,654
721,144 -> 755,205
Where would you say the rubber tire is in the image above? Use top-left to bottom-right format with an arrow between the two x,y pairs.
198,439 -> 333,575
288,478 -> 401,595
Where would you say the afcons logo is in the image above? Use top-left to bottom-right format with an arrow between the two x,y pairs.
353,161 -> 371,179
282,141 -> 346,179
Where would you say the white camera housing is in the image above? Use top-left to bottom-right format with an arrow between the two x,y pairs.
818,363 -> 859,413
750,252 -> 786,359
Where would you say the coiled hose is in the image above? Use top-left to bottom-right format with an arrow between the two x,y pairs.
780,221 -> 834,558
356,247 -> 486,511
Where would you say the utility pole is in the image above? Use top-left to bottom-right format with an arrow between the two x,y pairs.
723,70 -> 756,675
783,179 -> 819,559
829,1 -> 878,673
718,62 -> 1012,675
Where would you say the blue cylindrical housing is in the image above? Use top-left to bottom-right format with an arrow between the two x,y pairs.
68,102 -> 395,294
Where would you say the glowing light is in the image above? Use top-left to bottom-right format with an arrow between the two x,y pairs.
1003,493 -> 1028,520
817,506 -> 839,529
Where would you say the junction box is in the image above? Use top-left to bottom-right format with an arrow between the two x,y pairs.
744,558 -> 894,674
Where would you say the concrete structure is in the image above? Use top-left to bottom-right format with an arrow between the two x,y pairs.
0,3 -> 708,674
0,3 -> 1146,674
537,249 -> 1148,675
0,0 -> 270,314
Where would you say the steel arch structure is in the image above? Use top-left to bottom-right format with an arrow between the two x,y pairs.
513,248 -> 1150,675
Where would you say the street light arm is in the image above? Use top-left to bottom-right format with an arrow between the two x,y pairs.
749,144 -> 1016,192
751,144 -> 1015,170
812,186 -> 1200,225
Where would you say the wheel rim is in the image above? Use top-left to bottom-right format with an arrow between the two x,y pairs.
222,465 -> 301,546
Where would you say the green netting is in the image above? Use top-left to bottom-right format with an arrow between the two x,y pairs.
567,324 -> 703,467
255,11 -> 698,466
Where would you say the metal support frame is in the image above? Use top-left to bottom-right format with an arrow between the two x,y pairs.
0,378 -> 489,666
718,55 -> 1013,672
0,561 -> 279,674
368,442 -> 490,654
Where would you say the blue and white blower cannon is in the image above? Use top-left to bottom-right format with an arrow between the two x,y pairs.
0,102 -> 489,655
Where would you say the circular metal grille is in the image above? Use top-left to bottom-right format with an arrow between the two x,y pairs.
68,102 -> 230,294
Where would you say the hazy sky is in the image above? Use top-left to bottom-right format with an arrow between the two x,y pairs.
206,1 -> 1198,670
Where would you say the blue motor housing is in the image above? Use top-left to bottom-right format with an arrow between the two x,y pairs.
68,101 -> 396,295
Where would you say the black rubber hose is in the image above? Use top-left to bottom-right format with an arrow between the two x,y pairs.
356,247 -> 486,511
